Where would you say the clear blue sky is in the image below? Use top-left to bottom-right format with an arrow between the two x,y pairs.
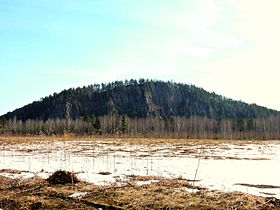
1,0 -> 280,115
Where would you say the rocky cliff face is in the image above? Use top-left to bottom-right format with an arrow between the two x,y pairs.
2,80 -> 279,121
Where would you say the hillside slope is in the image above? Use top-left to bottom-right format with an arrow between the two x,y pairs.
2,80 -> 279,121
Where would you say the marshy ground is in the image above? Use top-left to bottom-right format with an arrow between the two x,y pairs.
1,173 -> 280,210
1,136 -> 280,209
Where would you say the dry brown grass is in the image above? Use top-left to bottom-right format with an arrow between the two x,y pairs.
0,135 -> 268,146
1,175 -> 280,210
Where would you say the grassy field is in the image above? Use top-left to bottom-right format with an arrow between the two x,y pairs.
0,135 -> 267,145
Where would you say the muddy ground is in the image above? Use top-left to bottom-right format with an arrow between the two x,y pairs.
1,174 -> 280,210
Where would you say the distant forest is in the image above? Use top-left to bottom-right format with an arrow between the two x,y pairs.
1,79 -> 280,139
1,115 -> 280,139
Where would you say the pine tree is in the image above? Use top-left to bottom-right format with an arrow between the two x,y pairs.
94,115 -> 102,135
120,115 -> 127,134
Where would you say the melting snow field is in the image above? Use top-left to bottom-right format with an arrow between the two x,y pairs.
1,138 -> 280,198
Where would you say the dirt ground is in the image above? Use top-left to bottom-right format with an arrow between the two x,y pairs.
1,174 -> 280,210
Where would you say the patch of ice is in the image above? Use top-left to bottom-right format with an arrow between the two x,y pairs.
136,180 -> 159,186
69,191 -> 88,199
0,172 -> 35,179
183,188 -> 199,193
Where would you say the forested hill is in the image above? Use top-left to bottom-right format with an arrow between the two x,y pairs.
2,80 -> 279,121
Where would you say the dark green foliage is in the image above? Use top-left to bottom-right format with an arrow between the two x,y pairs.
0,117 -> 5,134
82,115 -> 101,134
237,119 -> 245,132
246,118 -> 255,130
120,115 -> 127,134
95,116 -> 101,131
1,80 -> 279,121
164,117 -> 175,133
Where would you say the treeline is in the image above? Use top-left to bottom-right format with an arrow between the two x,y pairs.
1,115 -> 280,140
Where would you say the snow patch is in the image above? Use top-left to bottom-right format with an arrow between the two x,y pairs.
69,192 -> 88,199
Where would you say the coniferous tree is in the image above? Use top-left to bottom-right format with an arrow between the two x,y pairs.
120,115 -> 127,134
